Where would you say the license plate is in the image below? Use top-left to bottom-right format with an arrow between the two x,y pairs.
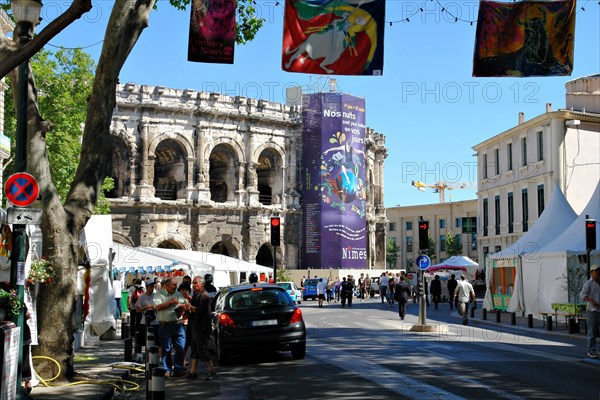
252,319 -> 278,326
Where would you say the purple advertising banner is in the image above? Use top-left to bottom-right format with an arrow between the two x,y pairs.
302,93 -> 367,269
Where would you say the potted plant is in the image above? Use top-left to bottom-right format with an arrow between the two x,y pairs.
0,288 -> 23,320
28,257 -> 56,286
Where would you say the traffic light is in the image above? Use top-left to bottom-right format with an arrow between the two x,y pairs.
271,216 -> 281,246
418,220 -> 429,251
586,218 -> 596,250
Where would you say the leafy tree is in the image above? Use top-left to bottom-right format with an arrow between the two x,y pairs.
423,236 -> 437,262
276,267 -> 291,283
0,0 -> 264,381
4,48 -> 95,201
386,238 -> 400,269
445,231 -> 463,256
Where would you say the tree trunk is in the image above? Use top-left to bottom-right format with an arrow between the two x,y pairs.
30,0 -> 157,381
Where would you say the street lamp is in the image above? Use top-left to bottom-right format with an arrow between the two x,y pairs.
9,1 -> 42,399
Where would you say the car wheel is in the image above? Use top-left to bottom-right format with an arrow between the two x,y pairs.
302,296 -> 307,302
217,336 -> 231,365
291,342 -> 306,360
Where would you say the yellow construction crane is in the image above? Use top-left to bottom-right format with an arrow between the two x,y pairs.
411,181 -> 475,203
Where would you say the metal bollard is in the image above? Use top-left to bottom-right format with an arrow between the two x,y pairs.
568,318 -> 577,334
546,315 -> 553,331
146,345 -> 160,400
122,322 -> 130,339
496,310 -> 501,323
150,367 -> 166,400
527,314 -> 533,328
511,312 -> 516,325
482,308 -> 487,320
124,337 -> 133,362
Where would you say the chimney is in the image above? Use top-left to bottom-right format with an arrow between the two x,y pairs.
518,112 -> 525,124
546,103 -> 552,112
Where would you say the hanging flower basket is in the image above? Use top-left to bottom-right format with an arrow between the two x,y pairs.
28,257 -> 56,286
0,288 -> 23,319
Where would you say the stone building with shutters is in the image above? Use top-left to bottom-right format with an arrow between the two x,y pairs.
107,83 -> 388,270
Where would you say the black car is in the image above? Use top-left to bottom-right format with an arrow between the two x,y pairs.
211,283 -> 306,364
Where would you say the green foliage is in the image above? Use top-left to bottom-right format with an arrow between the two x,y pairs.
445,231 -> 463,256
93,177 -> 115,215
0,288 -> 23,319
424,236 -> 437,262
386,238 -> 400,269
4,48 -> 95,203
276,268 -> 291,283
558,264 -> 587,304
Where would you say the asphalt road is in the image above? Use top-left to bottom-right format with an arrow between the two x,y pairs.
157,297 -> 599,400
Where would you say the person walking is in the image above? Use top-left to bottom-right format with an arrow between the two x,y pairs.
326,278 -> 334,303
187,276 -> 217,380
334,277 -> 341,302
580,264 -> 600,358
379,272 -> 388,304
394,276 -> 411,320
346,276 -> 355,307
113,275 -> 123,320
154,277 -> 189,377
317,278 -> 327,308
134,278 -> 159,351
430,275 -> 442,309
340,277 -> 348,307
454,275 -> 475,325
447,274 -> 458,309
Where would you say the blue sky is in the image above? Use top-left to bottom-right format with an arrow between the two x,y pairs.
41,0 -> 600,207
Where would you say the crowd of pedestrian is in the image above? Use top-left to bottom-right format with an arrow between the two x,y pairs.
306,271 -> 476,324
118,273 -> 219,380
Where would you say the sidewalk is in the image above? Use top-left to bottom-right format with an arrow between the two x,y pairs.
466,301 -> 588,341
29,338 -> 144,400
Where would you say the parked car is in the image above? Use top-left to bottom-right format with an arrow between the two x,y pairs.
210,283 -> 306,364
302,278 -> 321,301
277,281 -> 302,304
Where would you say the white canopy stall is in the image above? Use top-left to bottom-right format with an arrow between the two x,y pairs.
138,247 -> 273,289
520,184 -> 600,316
484,185 -> 579,315
112,243 -> 190,284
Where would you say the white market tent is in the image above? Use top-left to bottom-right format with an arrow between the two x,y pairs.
519,184 -> 600,315
112,243 -> 189,277
428,256 -> 478,272
483,184 -> 586,316
138,247 -> 273,289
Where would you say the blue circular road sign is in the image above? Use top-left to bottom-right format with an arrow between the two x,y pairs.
416,255 -> 431,270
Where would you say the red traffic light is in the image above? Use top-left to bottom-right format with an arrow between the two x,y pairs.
271,217 -> 280,227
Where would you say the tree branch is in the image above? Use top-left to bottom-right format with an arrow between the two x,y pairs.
0,0 -> 92,79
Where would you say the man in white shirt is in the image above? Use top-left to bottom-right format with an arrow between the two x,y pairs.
113,275 -> 123,320
455,275 -> 475,325
317,278 -> 327,308
580,264 -> 600,358
379,273 -> 389,304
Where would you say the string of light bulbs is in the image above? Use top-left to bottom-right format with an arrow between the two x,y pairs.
47,0 -> 596,51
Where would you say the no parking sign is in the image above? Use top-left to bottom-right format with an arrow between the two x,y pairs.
4,173 -> 39,207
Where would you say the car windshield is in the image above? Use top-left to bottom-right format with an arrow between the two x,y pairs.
278,283 -> 292,290
227,289 -> 294,310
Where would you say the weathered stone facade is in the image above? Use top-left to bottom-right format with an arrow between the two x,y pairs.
108,83 -> 387,269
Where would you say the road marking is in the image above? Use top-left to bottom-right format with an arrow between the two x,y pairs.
308,340 -> 466,400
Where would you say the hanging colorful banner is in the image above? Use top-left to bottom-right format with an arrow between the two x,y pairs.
187,0 -> 236,64
282,0 -> 385,75
302,93 -> 368,269
473,0 -> 575,77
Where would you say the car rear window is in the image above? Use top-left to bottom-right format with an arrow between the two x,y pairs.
305,279 -> 319,286
227,289 -> 294,309
278,283 -> 292,290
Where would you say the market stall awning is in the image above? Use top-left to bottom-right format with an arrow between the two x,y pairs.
112,244 -> 188,274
